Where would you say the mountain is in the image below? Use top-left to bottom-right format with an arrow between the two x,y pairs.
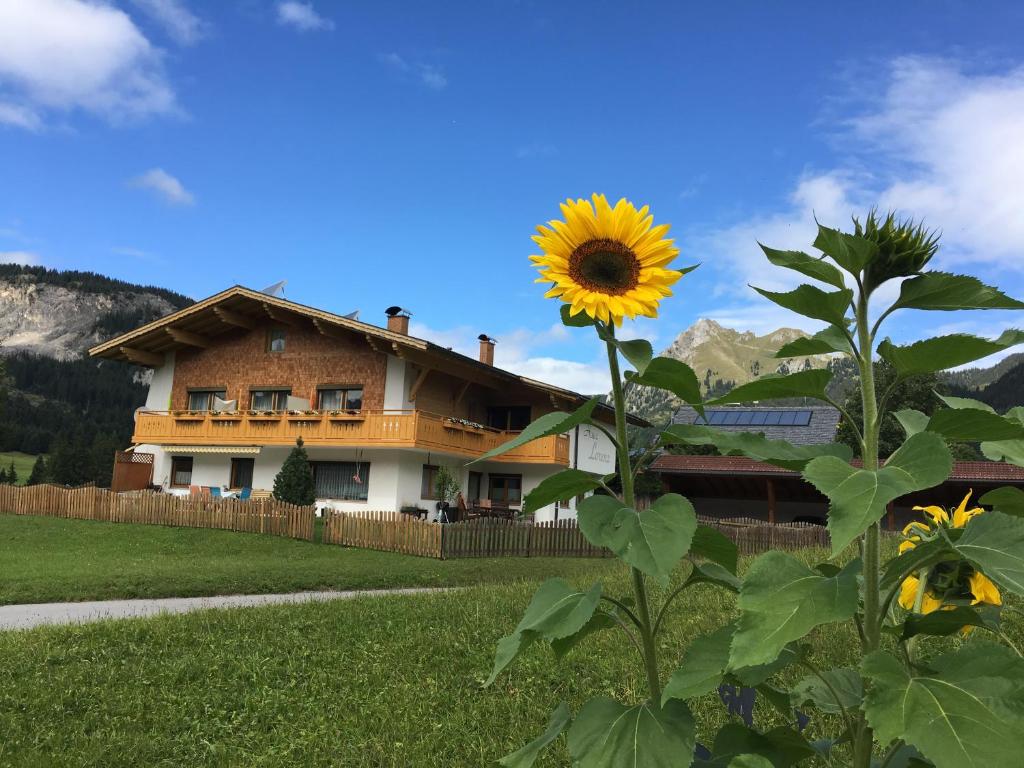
625,318 -> 835,428
940,352 -> 1024,393
0,265 -> 193,484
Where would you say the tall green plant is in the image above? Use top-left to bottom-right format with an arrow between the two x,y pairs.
480,201 -> 1024,767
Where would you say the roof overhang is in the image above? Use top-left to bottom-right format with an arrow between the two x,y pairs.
164,445 -> 263,455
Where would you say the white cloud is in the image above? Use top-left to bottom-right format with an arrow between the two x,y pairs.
0,251 -> 41,265
129,168 -> 194,205
0,0 -> 177,129
276,2 -> 334,32
377,52 -> 448,90
409,320 -> 609,393
130,0 -> 207,46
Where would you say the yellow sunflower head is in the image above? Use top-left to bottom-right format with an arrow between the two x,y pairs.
530,194 -> 688,325
898,490 -> 1001,625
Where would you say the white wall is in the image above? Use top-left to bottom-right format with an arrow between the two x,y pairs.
144,351 -> 175,410
383,355 -> 411,410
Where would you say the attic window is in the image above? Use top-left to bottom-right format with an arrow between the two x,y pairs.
268,328 -> 286,353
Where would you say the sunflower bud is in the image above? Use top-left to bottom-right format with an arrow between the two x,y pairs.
854,210 -> 940,293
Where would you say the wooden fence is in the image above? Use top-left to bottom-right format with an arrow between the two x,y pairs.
0,484 -> 315,541
322,512 -> 611,560
698,515 -> 831,554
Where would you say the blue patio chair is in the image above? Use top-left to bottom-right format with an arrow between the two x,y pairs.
209,486 -> 221,498
237,487 -> 252,501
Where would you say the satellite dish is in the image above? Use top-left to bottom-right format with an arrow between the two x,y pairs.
343,310 -> 360,320
261,280 -> 287,297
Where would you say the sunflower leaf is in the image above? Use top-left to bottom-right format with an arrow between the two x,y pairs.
498,702 -> 571,768
803,431 -> 952,555
610,494 -> 698,581
775,325 -> 852,357
627,356 -> 704,414
891,272 -> 1024,312
610,338 -> 654,376
729,552 -> 860,669
472,398 -> 600,463
790,668 -> 862,714
705,368 -> 833,406
663,623 -> 734,704
485,579 -> 602,685
523,469 -> 607,515
979,486 -> 1024,518
707,723 -> 818,768
661,423 -> 851,471
560,304 -> 596,327
760,244 -> 847,289
813,223 -> 878,273
953,511 -> 1024,596
568,697 -> 695,768
752,284 -> 853,327
862,644 -> 1024,768
878,330 -> 1024,376
898,605 -> 1000,640
691,524 -> 739,574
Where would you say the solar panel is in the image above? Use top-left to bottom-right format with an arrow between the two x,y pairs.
694,409 -> 813,427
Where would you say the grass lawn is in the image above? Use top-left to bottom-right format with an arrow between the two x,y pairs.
0,514 -> 617,605
0,452 -> 38,485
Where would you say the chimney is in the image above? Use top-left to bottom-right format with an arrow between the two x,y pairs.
385,306 -> 411,335
478,334 -> 496,366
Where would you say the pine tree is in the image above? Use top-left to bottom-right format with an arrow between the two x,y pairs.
0,466 -> 8,484
272,437 -> 316,505
27,455 -> 49,486
6,460 -> 16,485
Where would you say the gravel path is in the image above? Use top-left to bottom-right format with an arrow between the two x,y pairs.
0,588 -> 450,631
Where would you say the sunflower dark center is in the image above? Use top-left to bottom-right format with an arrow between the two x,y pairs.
568,238 -> 640,295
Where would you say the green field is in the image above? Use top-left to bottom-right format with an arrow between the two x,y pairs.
0,452 -> 38,485
0,514 -> 616,605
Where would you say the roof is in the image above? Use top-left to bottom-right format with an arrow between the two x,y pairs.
88,285 -> 645,426
673,405 -> 841,446
651,454 -> 1024,483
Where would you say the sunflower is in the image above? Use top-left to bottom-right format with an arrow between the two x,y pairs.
530,194 -> 686,325
897,490 -> 1002,623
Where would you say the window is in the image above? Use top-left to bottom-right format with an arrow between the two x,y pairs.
486,406 -> 532,431
421,465 -> 440,499
467,471 -> 482,503
250,389 -> 291,410
318,387 -> 363,411
230,458 -> 254,489
488,473 -> 522,504
267,328 -> 286,353
187,389 -> 226,411
170,456 -> 193,487
312,461 -> 370,501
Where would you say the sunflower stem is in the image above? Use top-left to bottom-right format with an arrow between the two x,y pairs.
906,566 -> 930,663
604,326 -> 662,703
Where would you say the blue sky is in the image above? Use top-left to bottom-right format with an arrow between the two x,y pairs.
2,1 -> 1023,390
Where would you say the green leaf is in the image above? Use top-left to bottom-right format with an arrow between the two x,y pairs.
684,561 -> 742,592
568,697 -> 695,768
523,469 -> 605,515
575,494 -> 622,548
485,579 -> 602,685
498,702 -> 571,768
706,723 -> 817,768
814,223 -> 878,273
935,392 -> 996,413
891,272 -> 1024,312
954,511 -> 1024,596
726,756 -> 774,768
862,643 -> 1024,768
790,668 -> 862,714
611,338 -> 654,376
560,303 -> 596,327
752,284 -> 853,327
550,611 -> 617,660
691,524 -> 739,574
473,398 -> 600,463
979,486 -> 1024,518
627,356 -> 704,412
661,423 -> 851,471
731,643 -> 805,687
705,368 -> 833,406
894,409 -> 929,437
775,325 -> 852,357
663,624 -> 734,704
729,553 -> 860,668
760,244 -> 847,289
878,330 -> 1024,376
880,537 -> 957,596
899,605 -> 1000,640
803,431 -> 952,554
924,407 -> 1024,442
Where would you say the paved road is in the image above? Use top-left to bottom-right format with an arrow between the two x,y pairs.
0,588 -> 449,631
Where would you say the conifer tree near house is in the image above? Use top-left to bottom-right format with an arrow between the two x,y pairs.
6,461 -> 16,485
26,455 -> 49,486
0,466 -> 8,484
272,437 -> 316,506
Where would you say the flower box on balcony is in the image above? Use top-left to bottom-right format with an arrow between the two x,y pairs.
327,410 -> 365,422
210,412 -> 242,422
247,410 -> 282,421
172,411 -> 206,422
287,410 -> 322,422
443,418 -> 485,434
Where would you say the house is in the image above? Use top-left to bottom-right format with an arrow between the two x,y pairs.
89,286 -> 630,521
654,405 -> 1024,527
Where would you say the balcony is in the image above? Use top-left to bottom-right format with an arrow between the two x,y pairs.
132,410 -> 570,465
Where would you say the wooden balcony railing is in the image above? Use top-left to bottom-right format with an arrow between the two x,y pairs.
132,410 -> 570,465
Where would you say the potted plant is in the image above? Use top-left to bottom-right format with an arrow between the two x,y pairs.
433,465 -> 461,523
